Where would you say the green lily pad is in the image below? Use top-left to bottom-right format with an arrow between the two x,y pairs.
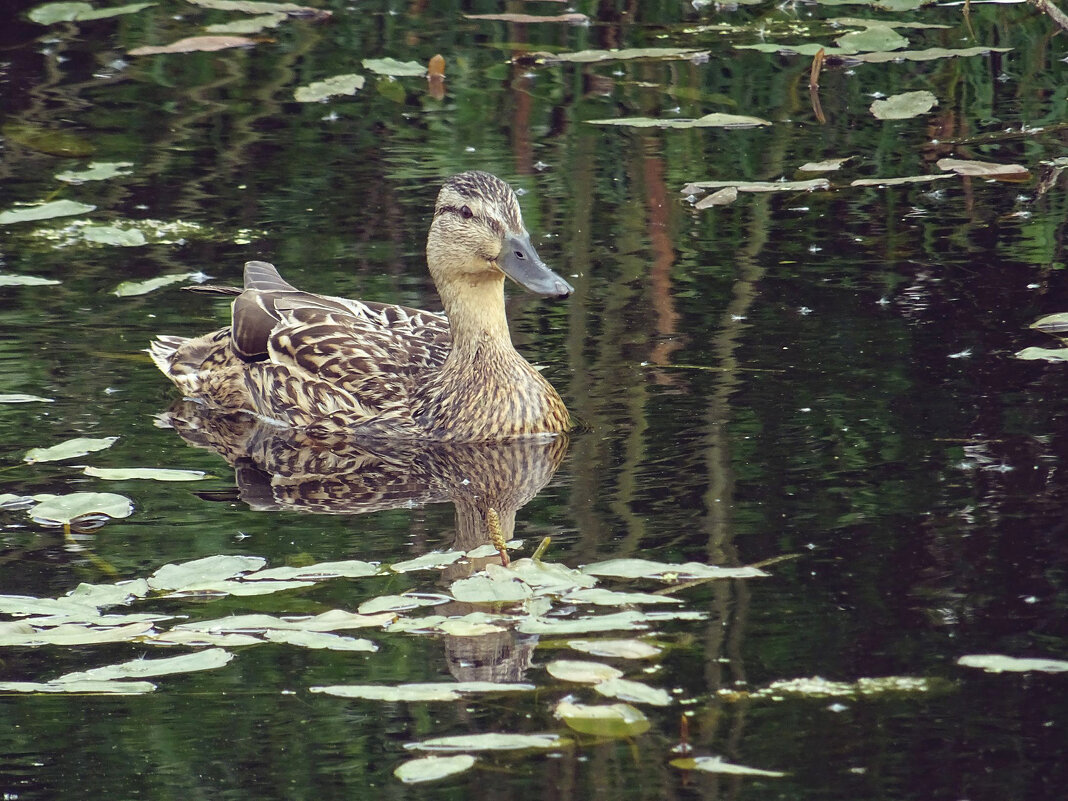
546,659 -> 624,683
581,558 -> 766,581
28,1 -> 154,24
148,555 -> 266,590
390,550 -> 463,572
54,648 -> 233,683
188,0 -> 328,16
0,393 -> 54,403
503,558 -> 597,591
54,162 -> 134,183
405,733 -> 564,753
173,609 -> 394,634
593,677 -> 672,706
357,593 -> 448,615
83,225 -> 147,247
312,681 -> 534,702
205,12 -> 285,33
835,24 -> 908,52
540,47 -> 709,63
263,630 -> 378,651
957,654 -> 1068,673
394,755 -> 476,784
871,90 -> 937,120
294,74 -> 366,102
799,157 -> 853,172
30,492 -> 133,525
851,174 -> 953,186
587,112 -> 771,129
245,559 -> 379,581
518,610 -> 650,635
450,574 -> 532,603
554,701 -> 650,737
113,271 -> 207,296
145,630 -> 263,648
0,200 -> 96,225
83,466 -> 208,481
935,157 -> 1029,178
671,756 -> 786,777
1032,312 -> 1068,334
0,679 -> 156,694
435,617 -> 507,637
129,35 -> 258,56
0,274 -> 61,286
25,436 -> 118,463
564,588 -> 680,606
567,638 -> 662,659
0,620 -> 153,646
1015,346 -> 1068,361
362,57 -> 426,76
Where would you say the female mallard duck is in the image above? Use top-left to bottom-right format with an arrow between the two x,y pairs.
150,171 -> 573,442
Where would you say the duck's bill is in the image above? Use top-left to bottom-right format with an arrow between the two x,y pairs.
498,233 -> 574,298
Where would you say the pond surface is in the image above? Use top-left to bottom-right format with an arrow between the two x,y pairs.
1,0 -> 1067,798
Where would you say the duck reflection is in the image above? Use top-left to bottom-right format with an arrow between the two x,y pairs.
157,401 -> 568,553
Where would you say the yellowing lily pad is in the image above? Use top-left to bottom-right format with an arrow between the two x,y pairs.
25,435 -> 118,463
394,755 -> 476,784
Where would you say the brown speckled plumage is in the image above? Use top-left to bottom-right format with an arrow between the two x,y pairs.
149,171 -> 572,442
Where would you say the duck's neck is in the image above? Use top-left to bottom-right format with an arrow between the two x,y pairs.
436,273 -> 515,358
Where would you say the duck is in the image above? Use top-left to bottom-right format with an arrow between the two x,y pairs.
149,171 -> 574,442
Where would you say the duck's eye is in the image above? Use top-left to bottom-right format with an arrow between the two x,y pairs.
460,205 -> 473,220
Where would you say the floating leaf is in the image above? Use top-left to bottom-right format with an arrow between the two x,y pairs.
390,551 -> 464,572
54,162 -> 134,183
0,393 -> 54,403
694,187 -> 738,208
0,680 -> 155,694
187,0 -> 329,17
588,113 -> 770,129
593,677 -> 672,706
0,200 -> 96,225
450,574 -> 532,603
835,25 -> 908,52
518,610 -> 650,635
936,158 -> 1029,178
28,2 -> 155,24
1032,312 -> 1068,334
799,157 -> 853,172
362,57 -> 426,77
113,271 -> 207,296
683,179 -> 828,195
394,755 -> 476,784
671,756 -> 786,777
564,588 -> 681,606
0,274 -> 61,286
464,12 -> 588,24
851,174 -> 953,186
30,492 -> 133,526
83,225 -> 147,247
264,629 -> 377,651
245,559 -> 378,581
957,654 -> 1068,673
162,579 -> 312,598
540,48 -> 709,63
205,13 -> 285,33
0,621 -> 153,646
554,701 -> 650,737
54,648 -> 233,683
1014,347 -> 1068,362
503,558 -> 597,591
546,659 -> 624,684
357,593 -> 447,615
870,90 -> 937,120
294,74 -> 366,102
466,540 -> 521,559
129,36 -> 257,56
83,466 -> 208,481
148,555 -> 266,590
173,609 -> 393,634
312,681 -> 533,702
0,594 -> 99,618
405,733 -> 564,753
436,617 -> 507,636
25,436 -> 118,463
848,46 -> 1013,63
567,638 -> 662,659
582,558 -> 766,581
66,579 -> 150,607
145,630 -> 263,648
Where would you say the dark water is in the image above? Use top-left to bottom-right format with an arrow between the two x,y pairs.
1,1 -> 1066,798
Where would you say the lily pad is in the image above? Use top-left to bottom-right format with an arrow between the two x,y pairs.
205,13 -> 285,33
390,551 -> 464,572
581,558 -> 766,581
264,629 -> 378,651
405,733 -> 564,753
394,755 -> 476,784
129,36 -> 258,56
936,157 -> 1029,178
188,0 -> 329,17
312,681 -> 534,702
1014,347 -> 1068,362
357,594 -> 448,615
0,680 -> 155,694
517,610 -> 650,635
546,659 -> 624,683
148,555 -> 266,590
28,2 -> 154,24
671,756 -> 786,777
294,74 -> 366,102
113,272 -> 208,296
145,630 -> 263,648
0,620 -> 153,646
25,435 -> 118,463
870,90 -> 937,120
587,113 -> 771,129
683,179 -> 829,195
83,466 -> 208,481
54,162 -> 134,183
503,558 -> 597,591
694,187 -> 739,208
244,559 -> 378,581
554,701 -> 650,737
54,648 -> 233,683
173,609 -> 394,634
799,157 -> 853,172
0,200 -> 96,225
849,46 -> 1013,63
540,48 -> 709,63
567,638 -> 662,659
1032,312 -> 1068,334
83,225 -> 147,247
851,174 -> 953,186
362,58 -> 426,77
0,393 -> 54,403
835,25 -> 908,52
450,574 -> 532,603
593,677 -> 672,706
464,12 -> 588,24
30,492 -> 133,525
0,274 -> 61,286
957,654 -> 1068,673
564,588 -> 681,606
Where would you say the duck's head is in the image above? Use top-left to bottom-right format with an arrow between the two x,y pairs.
427,171 -> 573,299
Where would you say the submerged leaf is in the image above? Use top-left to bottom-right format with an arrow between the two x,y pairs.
30,492 -> 133,525
129,36 -> 258,56
394,755 -> 476,784
0,200 -> 96,225
671,756 -> 786,777
25,435 -> 118,463
957,654 -> 1068,673
294,74 -> 366,102
587,113 -> 770,129
870,90 -> 937,120
406,733 -> 564,752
